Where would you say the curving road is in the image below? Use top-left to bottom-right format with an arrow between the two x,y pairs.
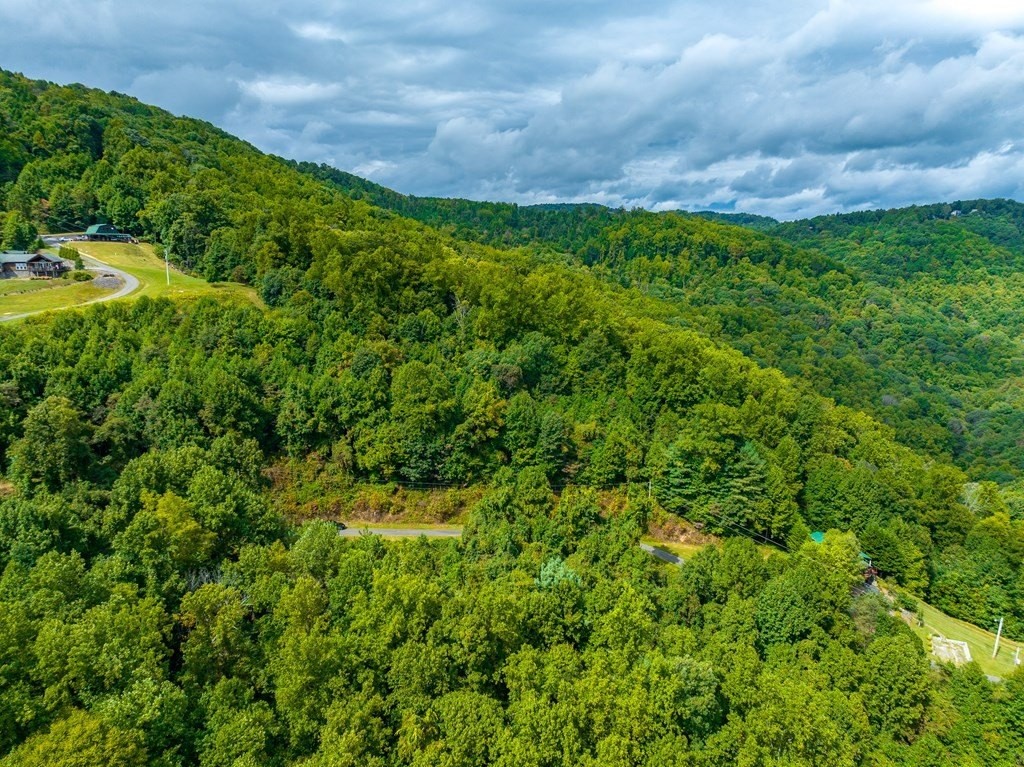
0,254 -> 140,323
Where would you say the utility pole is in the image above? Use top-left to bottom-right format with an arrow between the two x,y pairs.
992,617 -> 1004,659
165,250 -> 170,286
1015,647 -> 1020,666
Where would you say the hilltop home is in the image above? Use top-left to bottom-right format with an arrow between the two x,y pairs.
84,223 -> 132,242
0,251 -> 71,279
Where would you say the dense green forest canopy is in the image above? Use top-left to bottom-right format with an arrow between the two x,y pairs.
307,164 -> 1024,487
1,69 -> 1023,765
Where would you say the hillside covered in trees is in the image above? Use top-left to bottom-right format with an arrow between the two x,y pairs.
308,166 -> 1024,486
1,69 -> 1023,766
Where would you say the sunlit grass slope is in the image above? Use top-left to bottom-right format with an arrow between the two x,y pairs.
0,279 -> 116,318
75,241 -> 261,304
899,590 -> 1024,678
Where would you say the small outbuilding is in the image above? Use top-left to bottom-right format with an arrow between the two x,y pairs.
0,251 -> 70,278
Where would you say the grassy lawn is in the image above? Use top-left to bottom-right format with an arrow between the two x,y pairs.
0,280 -> 58,297
897,589 -> 1023,678
0,279 -> 115,318
73,241 -> 261,304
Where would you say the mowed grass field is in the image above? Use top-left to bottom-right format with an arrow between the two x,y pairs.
0,279 -> 56,297
904,596 -> 1023,678
74,241 -> 261,304
0,278 -> 116,318
0,276 -> 86,296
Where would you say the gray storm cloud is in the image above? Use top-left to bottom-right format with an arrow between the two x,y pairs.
0,0 -> 1022,218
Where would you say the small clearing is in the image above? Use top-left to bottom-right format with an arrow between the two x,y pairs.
931,636 -> 972,666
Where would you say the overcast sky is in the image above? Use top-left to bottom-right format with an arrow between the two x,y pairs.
2,0 -> 1024,218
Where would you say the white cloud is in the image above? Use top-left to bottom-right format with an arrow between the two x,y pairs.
239,77 -> 344,105
351,159 -> 398,178
290,21 -> 349,43
925,0 -> 1024,28
2,0 -> 1024,218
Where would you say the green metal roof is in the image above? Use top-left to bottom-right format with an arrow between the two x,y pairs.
85,223 -> 119,234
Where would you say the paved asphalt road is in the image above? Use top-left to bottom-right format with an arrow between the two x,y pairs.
639,543 -> 685,565
0,253 -> 140,323
338,525 -> 685,565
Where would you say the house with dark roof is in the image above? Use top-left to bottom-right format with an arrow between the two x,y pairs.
84,223 -> 131,242
0,251 -> 71,278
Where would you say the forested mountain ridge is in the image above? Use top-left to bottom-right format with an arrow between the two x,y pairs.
773,198 -> 1024,278
0,69 -> 1023,766
769,199 -> 1024,482
305,163 -> 1024,484
313,162 -> 1024,279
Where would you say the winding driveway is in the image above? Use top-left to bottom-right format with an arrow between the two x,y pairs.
0,254 -> 140,323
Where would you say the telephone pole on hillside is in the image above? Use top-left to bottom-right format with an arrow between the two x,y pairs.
993,617 -> 1004,659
